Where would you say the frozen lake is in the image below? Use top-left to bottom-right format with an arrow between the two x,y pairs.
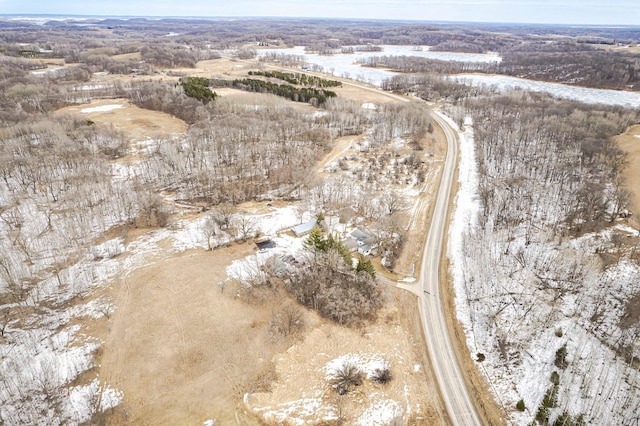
259,46 -> 640,108
453,74 -> 640,108
259,45 -> 501,86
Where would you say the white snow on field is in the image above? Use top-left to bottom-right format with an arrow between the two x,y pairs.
226,234 -> 305,284
452,74 -> 640,108
356,398 -> 404,426
64,379 -> 123,422
251,398 -> 338,426
172,206 -> 303,253
75,84 -> 111,92
253,205 -> 301,235
31,67 -> 63,75
0,322 -> 121,424
323,353 -> 388,381
80,104 -> 123,113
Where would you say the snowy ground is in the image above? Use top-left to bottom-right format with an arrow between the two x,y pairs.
0,197 -> 317,424
448,115 -> 640,424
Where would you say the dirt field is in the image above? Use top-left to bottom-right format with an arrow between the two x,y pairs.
393,126 -> 447,279
171,57 -> 255,80
333,84 -> 408,105
56,98 -> 188,143
98,243 -> 270,425
616,125 -> 640,228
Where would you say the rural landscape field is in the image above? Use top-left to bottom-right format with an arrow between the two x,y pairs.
1,9 -> 640,426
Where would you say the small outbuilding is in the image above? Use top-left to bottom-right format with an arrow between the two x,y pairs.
255,236 -> 275,251
291,220 -> 317,237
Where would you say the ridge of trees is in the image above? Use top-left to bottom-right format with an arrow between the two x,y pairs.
363,48 -> 640,91
210,77 -> 337,106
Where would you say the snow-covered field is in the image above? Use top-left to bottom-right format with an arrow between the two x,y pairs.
0,195 -> 315,424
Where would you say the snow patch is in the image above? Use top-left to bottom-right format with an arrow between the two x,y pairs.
453,74 -> 640,108
324,353 -> 388,381
251,398 -> 338,426
81,104 -> 123,113
31,67 -> 63,75
356,398 -> 404,426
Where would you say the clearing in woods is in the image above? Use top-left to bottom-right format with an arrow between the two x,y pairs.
56,98 -> 188,142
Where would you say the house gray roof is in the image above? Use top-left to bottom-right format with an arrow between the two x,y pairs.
350,228 -> 376,255
351,228 -> 373,243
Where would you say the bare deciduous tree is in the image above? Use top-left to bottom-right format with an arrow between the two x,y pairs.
212,203 -> 236,230
234,213 -> 256,241
202,214 -> 219,251
268,304 -> 304,340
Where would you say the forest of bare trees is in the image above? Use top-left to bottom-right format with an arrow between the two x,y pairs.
444,90 -> 640,424
467,93 -> 635,235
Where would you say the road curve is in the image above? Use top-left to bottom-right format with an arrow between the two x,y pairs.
422,112 -> 481,425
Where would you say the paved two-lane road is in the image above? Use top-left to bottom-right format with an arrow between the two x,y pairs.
421,112 -> 481,425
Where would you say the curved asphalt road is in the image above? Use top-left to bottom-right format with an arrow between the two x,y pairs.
420,112 -> 481,425
307,69 -> 482,423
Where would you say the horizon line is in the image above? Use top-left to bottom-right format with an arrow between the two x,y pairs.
2,13 -> 640,28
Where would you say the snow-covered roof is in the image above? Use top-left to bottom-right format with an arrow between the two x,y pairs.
291,220 -> 317,237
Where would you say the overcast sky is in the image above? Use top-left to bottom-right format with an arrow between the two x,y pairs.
2,0 -> 639,25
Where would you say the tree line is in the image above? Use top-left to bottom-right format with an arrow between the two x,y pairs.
247,70 -> 341,88
210,78 -> 337,106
